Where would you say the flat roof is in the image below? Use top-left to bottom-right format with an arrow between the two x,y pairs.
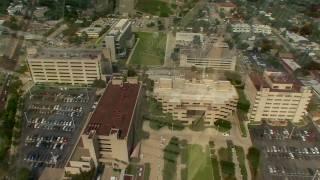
85,82 -> 140,138
282,59 -> 301,71
176,33 -> 203,42
268,73 -> 295,84
28,48 -> 101,60
249,73 -> 301,92
154,78 -> 238,104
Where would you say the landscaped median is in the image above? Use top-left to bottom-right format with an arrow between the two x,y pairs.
180,144 -> 215,180
218,146 -> 235,180
247,147 -> 261,180
235,146 -> 248,180
163,137 -> 183,180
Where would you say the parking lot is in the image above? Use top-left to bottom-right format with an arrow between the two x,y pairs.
19,86 -> 97,175
250,122 -> 320,180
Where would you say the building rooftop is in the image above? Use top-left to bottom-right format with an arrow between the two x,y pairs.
249,72 -> 302,92
84,82 -> 140,138
176,33 -> 204,43
268,72 -> 295,84
180,40 -> 234,60
107,19 -> 131,38
216,2 -> 237,8
154,78 -> 238,104
27,48 -> 101,60
69,138 -> 91,162
281,59 -> 301,71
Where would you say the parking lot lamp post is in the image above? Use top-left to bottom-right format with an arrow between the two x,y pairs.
24,112 -> 30,123
28,88 -> 33,99
289,127 -> 295,139
71,116 -> 75,129
312,170 -> 320,180
86,85 -> 89,101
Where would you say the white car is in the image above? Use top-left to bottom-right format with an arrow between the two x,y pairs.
223,132 -> 230,136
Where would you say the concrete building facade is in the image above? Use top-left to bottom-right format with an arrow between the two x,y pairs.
27,48 -> 102,85
103,19 -> 135,61
245,71 -> 312,123
153,78 -> 238,125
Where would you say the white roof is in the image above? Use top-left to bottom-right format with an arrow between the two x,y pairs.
282,59 -> 301,71
286,31 -> 308,43
176,33 -> 204,42
154,78 -> 238,104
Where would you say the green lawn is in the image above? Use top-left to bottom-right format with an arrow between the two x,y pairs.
136,0 -> 173,17
186,145 -> 214,180
130,32 -> 166,66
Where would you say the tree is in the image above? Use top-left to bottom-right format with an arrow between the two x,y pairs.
17,168 -> 32,180
219,10 -> 225,18
92,79 -> 106,88
247,147 -> 261,178
192,35 -> 201,46
191,66 -> 197,72
214,119 -> 232,132
80,32 -> 88,42
220,160 -> 235,176
127,67 -> 137,77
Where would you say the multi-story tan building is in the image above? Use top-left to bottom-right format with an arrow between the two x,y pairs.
179,41 -> 236,71
27,48 -> 102,85
245,70 -> 312,123
153,78 -> 238,125
64,77 -> 142,176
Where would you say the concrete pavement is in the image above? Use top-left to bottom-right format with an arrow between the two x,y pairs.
140,112 -> 253,180
163,32 -> 176,67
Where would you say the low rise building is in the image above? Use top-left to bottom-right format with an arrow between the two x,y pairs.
252,25 -> 272,35
27,47 -> 102,85
215,2 -> 237,13
103,19 -> 135,62
175,32 -> 204,46
232,23 -> 251,33
153,78 -> 238,125
76,27 -> 103,38
245,71 -> 312,123
231,24 -> 272,35
64,77 -> 142,176
179,40 -> 236,70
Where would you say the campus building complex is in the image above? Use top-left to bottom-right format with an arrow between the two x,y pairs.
65,77 -> 142,177
153,78 -> 238,125
245,71 -> 312,123
103,19 -> 135,62
27,48 -> 102,85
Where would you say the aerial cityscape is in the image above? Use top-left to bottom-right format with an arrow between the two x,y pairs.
0,0 -> 320,180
